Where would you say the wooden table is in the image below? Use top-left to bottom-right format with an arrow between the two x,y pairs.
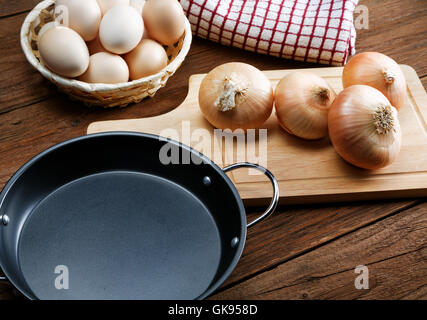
0,0 -> 426,300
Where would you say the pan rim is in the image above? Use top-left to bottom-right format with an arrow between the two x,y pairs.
0,131 -> 247,300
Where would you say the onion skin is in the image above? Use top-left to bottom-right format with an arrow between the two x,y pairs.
328,85 -> 402,170
198,62 -> 274,130
343,52 -> 407,110
274,72 -> 337,140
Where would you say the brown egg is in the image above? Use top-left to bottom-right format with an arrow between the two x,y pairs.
86,33 -> 107,55
125,39 -> 168,80
142,0 -> 185,45
79,52 -> 129,84
38,26 -> 89,78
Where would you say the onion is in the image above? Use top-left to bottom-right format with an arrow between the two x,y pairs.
274,71 -> 337,140
328,85 -> 402,170
343,52 -> 407,110
198,62 -> 274,130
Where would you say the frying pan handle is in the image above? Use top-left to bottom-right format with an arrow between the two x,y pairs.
223,163 -> 279,229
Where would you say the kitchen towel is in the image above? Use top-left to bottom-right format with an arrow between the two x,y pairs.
180,0 -> 359,65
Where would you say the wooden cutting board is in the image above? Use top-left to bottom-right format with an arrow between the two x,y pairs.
87,65 -> 427,205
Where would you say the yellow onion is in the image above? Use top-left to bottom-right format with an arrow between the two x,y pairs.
329,85 -> 402,170
274,71 -> 336,140
343,52 -> 407,110
198,62 -> 274,130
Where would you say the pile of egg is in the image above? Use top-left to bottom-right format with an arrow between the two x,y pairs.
38,0 -> 186,83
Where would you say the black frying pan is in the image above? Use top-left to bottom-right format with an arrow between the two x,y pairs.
0,132 -> 278,300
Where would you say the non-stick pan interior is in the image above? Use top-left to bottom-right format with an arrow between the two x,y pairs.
0,133 -> 246,299
19,171 -> 222,299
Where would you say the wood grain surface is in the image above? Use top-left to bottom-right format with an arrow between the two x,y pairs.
88,65 -> 427,205
0,0 -> 426,300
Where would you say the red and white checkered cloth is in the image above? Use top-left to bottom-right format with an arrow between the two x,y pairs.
180,0 -> 359,65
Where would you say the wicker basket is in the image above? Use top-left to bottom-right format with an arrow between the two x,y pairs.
20,0 -> 192,108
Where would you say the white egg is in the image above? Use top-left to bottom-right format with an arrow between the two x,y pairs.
38,26 -> 89,78
79,52 -> 129,84
99,6 -> 143,54
96,0 -> 130,15
37,22 -> 56,42
55,0 -> 101,41
129,1 -> 149,39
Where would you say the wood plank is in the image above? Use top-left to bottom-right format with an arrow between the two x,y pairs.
0,282 -> 18,300
212,202 -> 427,299
0,0 -> 39,18
356,0 -> 427,79
0,13 -> 55,113
1,0 -> 425,112
87,65 -> 427,205
0,0 -> 425,301
221,200 -> 417,286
